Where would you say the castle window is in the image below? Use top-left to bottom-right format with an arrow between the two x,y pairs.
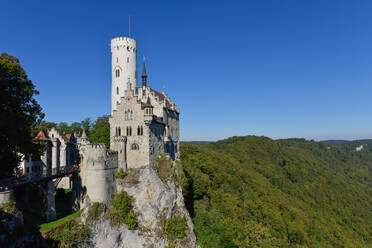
127,47 -> 130,52
141,126 -> 143,135
117,87 -> 119,95
126,127 -> 129,136
117,57 -> 118,63
127,57 -> 129,63
131,143 -> 139,150
118,127 -> 121,136
116,69 -> 120,78
129,127 -> 132,136
137,126 -> 140,136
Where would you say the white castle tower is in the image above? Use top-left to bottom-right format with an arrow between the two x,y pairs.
111,37 -> 137,113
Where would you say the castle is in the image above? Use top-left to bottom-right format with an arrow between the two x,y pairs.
19,36 -> 180,207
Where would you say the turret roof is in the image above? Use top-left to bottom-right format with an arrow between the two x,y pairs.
142,62 -> 147,77
33,130 -> 49,141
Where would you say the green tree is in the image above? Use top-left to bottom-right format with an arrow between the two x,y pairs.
0,53 -> 44,178
81,117 -> 91,135
88,115 -> 110,148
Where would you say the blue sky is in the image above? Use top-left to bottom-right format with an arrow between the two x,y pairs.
1,0 -> 372,141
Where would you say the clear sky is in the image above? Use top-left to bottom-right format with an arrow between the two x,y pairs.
1,0 -> 372,141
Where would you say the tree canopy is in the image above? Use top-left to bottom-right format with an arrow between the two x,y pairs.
179,136 -> 372,247
0,53 -> 44,178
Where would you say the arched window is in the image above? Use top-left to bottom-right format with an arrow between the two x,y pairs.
126,126 -> 129,136
118,127 -> 121,136
140,126 -> 143,135
129,126 -> 132,136
131,143 -> 139,150
137,126 -> 140,135
116,87 -> 119,95
116,69 -> 120,78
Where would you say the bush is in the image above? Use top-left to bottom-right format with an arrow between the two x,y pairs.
164,215 -> 188,240
152,154 -> 176,183
109,191 -> 137,229
87,202 -> 104,223
50,219 -> 89,247
116,168 -> 127,179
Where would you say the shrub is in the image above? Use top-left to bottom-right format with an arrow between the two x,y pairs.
164,215 -> 188,240
109,191 -> 137,229
87,202 -> 104,223
51,219 -> 89,247
152,154 -> 176,183
116,168 -> 127,179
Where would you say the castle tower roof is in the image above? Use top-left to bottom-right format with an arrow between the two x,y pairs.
144,97 -> 153,108
141,60 -> 147,87
81,130 -> 87,139
33,130 -> 50,141
142,61 -> 147,77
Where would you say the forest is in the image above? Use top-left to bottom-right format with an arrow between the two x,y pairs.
31,118 -> 372,247
179,136 -> 372,247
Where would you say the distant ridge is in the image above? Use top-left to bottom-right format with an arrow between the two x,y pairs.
321,140 -> 351,145
181,141 -> 211,146
322,139 -> 372,145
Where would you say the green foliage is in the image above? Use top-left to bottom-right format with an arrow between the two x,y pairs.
167,242 -> 176,248
109,190 -> 137,229
164,215 -> 188,240
152,154 -> 176,183
88,115 -> 110,148
49,219 -> 89,248
116,168 -> 127,179
0,52 -> 44,178
180,136 -> 372,247
87,202 -> 105,223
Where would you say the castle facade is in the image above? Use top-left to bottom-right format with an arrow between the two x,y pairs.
78,36 -> 180,205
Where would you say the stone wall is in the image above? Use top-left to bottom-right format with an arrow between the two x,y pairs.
0,190 -> 13,205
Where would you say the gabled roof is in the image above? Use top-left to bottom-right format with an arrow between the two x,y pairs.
33,130 -> 49,141
150,88 -> 165,102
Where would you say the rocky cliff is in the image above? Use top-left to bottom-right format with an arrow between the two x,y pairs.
83,161 -> 198,248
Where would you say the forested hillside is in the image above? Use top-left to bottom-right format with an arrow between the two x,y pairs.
179,136 -> 372,247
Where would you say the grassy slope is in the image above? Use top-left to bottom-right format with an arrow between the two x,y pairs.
180,136 -> 372,248
39,209 -> 83,232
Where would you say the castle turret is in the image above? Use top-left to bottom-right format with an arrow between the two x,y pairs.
144,97 -> 153,124
111,37 -> 137,113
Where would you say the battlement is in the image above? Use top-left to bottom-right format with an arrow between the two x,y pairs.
106,150 -> 118,156
111,37 -> 137,52
84,143 -> 107,150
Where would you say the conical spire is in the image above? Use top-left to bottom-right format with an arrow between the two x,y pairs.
81,129 -> 87,139
142,61 -> 147,77
141,57 -> 147,87
145,97 -> 152,107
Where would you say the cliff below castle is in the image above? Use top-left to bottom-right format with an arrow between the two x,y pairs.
82,157 -> 198,248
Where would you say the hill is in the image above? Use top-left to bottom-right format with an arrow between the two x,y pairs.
181,141 -> 211,146
179,136 -> 372,247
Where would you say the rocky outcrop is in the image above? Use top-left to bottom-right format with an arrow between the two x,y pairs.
84,164 -> 198,248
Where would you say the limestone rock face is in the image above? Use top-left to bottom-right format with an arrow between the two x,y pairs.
84,165 -> 198,248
